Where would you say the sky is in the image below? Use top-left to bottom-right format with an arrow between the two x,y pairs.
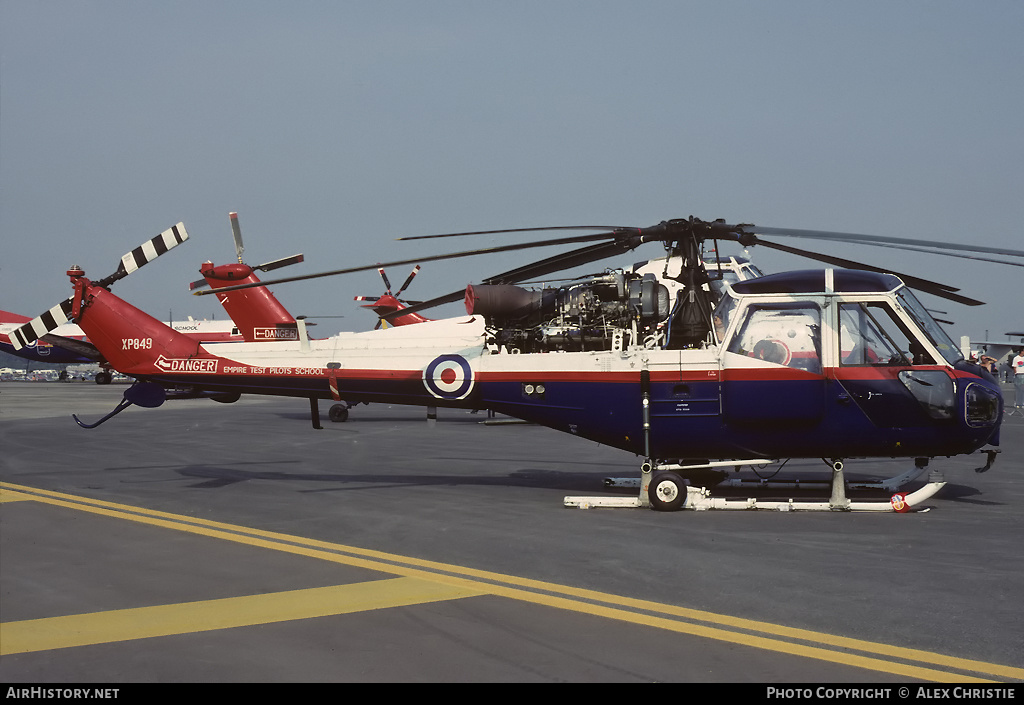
2,1 -> 1022,347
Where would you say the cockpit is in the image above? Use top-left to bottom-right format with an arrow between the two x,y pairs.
715,269 -> 963,371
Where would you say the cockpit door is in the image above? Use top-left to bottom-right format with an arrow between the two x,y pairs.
720,302 -> 826,424
833,300 -> 955,427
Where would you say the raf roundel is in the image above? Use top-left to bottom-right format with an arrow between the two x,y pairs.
423,354 -> 475,400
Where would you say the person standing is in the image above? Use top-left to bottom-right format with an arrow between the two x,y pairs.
980,355 -> 997,375
1014,347 -> 1024,410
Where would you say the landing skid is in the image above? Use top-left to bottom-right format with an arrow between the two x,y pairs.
718,460 -> 932,493
600,458 -> 930,493
565,459 -> 946,513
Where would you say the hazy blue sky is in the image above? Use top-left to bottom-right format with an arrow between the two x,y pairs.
2,1 -> 1022,344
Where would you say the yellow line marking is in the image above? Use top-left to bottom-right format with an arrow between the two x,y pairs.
0,488 -> 34,503
2,481 -> 1020,681
1,577 -> 484,655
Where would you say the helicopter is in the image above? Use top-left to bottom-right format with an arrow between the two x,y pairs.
10,216 -> 1021,511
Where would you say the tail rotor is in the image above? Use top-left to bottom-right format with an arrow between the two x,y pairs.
9,224 -> 189,350
189,212 -> 304,291
355,265 -> 423,328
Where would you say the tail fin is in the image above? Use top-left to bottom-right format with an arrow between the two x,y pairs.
74,278 -> 208,376
197,263 -> 299,341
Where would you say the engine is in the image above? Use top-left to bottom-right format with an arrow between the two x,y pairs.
465,271 -> 671,353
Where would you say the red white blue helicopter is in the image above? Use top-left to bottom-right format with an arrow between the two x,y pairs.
11,217 -> 1022,511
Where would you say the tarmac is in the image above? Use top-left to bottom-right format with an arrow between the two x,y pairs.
1,381 -> 1022,684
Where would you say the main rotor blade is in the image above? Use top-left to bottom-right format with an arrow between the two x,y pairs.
382,237 -> 645,320
397,225 -> 629,241
257,253 -> 305,272
747,225 -> 1024,260
380,289 -> 463,319
400,220 -> 1024,259
754,238 -> 986,306
837,239 -> 1024,268
482,236 -> 644,286
193,231 -> 622,296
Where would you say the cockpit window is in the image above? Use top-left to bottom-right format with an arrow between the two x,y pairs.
840,302 -> 936,366
706,262 -> 762,284
741,263 -> 765,279
726,303 -> 822,374
707,269 -> 740,285
894,288 -> 963,365
712,292 -> 739,343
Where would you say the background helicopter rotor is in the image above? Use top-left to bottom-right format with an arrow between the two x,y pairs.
354,265 -> 424,328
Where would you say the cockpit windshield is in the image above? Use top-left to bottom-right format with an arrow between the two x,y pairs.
895,287 -> 963,365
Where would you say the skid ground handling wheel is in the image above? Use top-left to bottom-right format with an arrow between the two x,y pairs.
649,472 -> 687,511
563,458 -> 951,513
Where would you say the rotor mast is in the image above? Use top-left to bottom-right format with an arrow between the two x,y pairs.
640,218 -> 748,348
